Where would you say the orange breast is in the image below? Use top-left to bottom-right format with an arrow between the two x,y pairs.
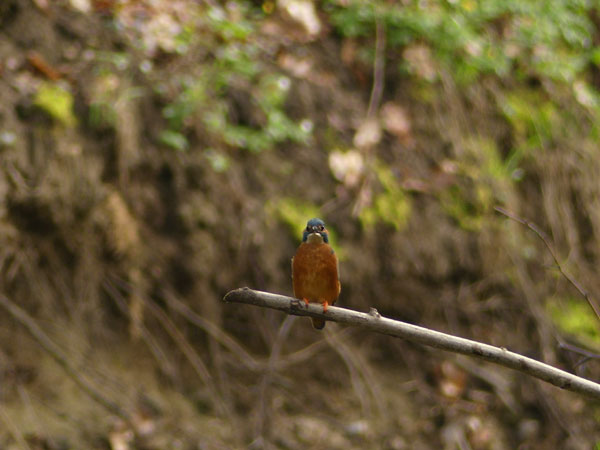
292,242 -> 340,305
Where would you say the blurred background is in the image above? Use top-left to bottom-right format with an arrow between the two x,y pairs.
1,0 -> 600,448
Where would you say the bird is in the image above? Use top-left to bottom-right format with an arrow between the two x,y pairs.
292,218 -> 341,329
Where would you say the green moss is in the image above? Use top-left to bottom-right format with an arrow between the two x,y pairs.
268,198 -> 345,259
268,198 -> 321,238
204,149 -> 230,172
159,130 -> 189,151
33,82 -> 77,127
548,297 -> 600,348
440,185 -> 483,232
440,137 -> 517,231
359,162 -> 411,231
500,90 -> 559,151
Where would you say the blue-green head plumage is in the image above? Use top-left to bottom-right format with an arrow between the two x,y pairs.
302,218 -> 329,243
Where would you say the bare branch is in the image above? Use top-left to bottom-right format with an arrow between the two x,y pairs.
223,288 -> 600,400
495,206 -> 600,321
366,15 -> 385,118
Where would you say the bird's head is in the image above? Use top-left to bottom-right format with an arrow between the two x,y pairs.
302,218 -> 329,244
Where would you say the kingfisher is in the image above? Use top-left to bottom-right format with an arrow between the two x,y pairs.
292,218 -> 341,329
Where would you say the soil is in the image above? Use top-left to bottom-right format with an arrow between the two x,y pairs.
0,1 -> 599,449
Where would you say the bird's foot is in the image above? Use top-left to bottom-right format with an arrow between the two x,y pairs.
302,298 -> 310,308
321,301 -> 329,313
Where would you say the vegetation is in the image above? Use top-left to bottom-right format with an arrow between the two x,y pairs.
1,0 -> 600,447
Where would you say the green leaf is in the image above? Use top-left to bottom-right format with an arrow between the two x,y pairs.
159,130 -> 189,151
548,297 -> 600,348
205,149 -> 230,172
268,198 -> 321,239
33,82 -> 77,127
359,162 -> 411,230
267,197 -> 346,259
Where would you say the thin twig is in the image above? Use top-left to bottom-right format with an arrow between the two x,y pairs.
558,341 -> 599,358
142,298 -> 228,415
0,294 -> 128,420
167,290 -> 359,372
558,341 -> 600,369
324,326 -> 385,416
104,276 -> 228,418
367,15 -> 385,118
495,206 -> 600,321
223,288 -> 600,400
0,404 -> 31,450
103,279 -> 179,383
352,15 -> 385,219
255,316 -> 296,442
273,327 -> 357,370
164,292 -> 262,372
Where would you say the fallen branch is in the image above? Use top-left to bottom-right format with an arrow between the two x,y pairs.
223,288 -> 600,400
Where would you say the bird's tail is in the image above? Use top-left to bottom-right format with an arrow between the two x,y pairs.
311,317 -> 325,330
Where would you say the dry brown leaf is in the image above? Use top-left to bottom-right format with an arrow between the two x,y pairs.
280,0 -> 321,37
353,118 -> 381,148
329,149 -> 364,188
381,102 -> 412,139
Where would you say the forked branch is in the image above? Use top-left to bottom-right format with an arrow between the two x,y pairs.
224,288 -> 600,400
